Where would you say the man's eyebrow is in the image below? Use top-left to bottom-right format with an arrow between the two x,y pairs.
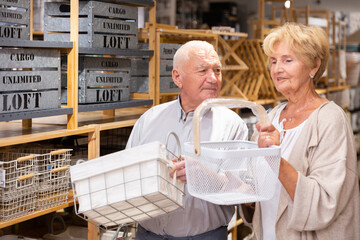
196,63 -> 222,68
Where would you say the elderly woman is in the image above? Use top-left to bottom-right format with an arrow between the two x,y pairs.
241,22 -> 360,239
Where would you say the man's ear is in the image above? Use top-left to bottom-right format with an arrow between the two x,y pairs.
172,68 -> 182,88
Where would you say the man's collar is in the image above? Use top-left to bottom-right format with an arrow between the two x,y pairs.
176,95 -> 211,122
176,95 -> 187,122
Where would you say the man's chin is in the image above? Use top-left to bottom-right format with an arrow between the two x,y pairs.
202,92 -> 219,100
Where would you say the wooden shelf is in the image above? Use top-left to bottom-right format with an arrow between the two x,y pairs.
78,99 -> 153,112
79,48 -> 153,56
0,106 -> 148,145
0,125 -> 96,147
98,0 -> 154,6
0,108 -> 73,122
0,39 -> 72,51
328,85 -> 351,92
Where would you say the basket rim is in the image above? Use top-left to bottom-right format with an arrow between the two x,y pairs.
70,141 -> 170,182
184,140 -> 281,159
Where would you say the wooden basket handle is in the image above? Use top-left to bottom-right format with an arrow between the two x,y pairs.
51,166 -> 69,173
17,173 -> 35,181
16,155 -> 35,162
50,149 -> 67,155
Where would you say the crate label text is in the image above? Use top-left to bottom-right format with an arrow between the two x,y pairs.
101,60 -> 118,68
163,48 -> 179,55
2,0 -> 19,3
103,35 -> 131,49
3,75 -> 41,84
95,89 -> 122,102
2,92 -> 41,111
95,76 -> 123,84
1,11 -> 22,19
0,26 -> 22,39
108,7 -> 126,15
10,53 -> 34,61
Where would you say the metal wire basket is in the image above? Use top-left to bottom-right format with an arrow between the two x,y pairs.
184,98 -> 281,205
3,149 -> 72,211
33,149 -> 71,210
0,152 -> 37,221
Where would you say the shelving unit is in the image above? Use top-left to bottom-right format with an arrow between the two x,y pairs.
253,0 -> 293,40
0,0 -> 156,239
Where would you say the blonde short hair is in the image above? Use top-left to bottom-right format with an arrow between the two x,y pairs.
263,22 -> 329,83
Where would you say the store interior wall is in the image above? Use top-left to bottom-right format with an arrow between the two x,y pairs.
173,0 -> 360,39
34,1 -> 360,39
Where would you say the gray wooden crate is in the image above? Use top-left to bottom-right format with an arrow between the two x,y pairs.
44,1 -> 138,49
0,0 -> 30,40
0,48 -> 61,113
61,56 -> 131,103
131,59 -> 173,76
131,76 -> 179,93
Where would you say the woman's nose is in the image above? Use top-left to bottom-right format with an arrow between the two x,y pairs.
272,62 -> 284,73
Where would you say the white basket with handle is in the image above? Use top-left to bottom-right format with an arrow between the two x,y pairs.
70,136 -> 184,229
184,98 -> 281,205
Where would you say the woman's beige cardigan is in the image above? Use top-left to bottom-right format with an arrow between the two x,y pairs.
241,101 -> 360,240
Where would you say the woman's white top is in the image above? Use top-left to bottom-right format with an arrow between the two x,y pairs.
261,103 -> 308,240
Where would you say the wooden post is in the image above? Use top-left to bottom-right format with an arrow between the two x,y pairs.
148,1 -> 157,105
67,0 -> 79,129
23,0 -> 34,128
22,119 -> 32,128
103,110 -> 115,117
88,125 -> 100,240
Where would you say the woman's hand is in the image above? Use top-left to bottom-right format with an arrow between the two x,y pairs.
256,122 -> 281,148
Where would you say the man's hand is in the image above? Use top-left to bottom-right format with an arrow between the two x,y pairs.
221,171 -> 255,195
169,156 -> 187,184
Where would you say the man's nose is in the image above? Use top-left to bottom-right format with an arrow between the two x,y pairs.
207,70 -> 218,82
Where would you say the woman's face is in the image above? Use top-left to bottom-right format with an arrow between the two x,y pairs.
269,41 -> 314,95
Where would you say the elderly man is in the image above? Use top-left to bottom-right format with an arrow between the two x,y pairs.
126,40 -> 248,240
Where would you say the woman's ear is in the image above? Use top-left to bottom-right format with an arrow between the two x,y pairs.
172,68 -> 182,89
311,58 -> 321,76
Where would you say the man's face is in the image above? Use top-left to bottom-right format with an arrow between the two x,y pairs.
174,49 -> 222,109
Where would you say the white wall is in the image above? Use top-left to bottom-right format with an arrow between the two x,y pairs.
232,0 -> 360,13
208,0 -> 360,36
298,0 -> 360,13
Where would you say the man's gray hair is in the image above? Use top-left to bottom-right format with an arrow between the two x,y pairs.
173,41 -> 215,70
